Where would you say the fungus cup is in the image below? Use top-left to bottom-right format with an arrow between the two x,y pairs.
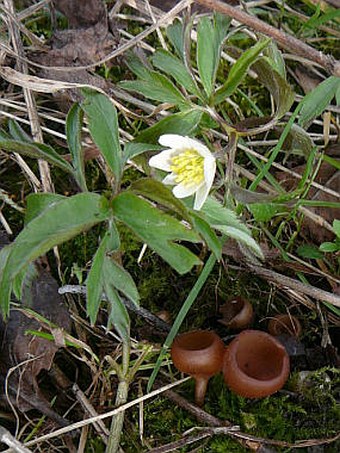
223,330 -> 290,398
268,314 -> 302,338
171,330 -> 225,406
218,296 -> 254,330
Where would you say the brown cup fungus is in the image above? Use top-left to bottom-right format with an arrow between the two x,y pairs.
268,314 -> 302,338
171,330 -> 225,406
219,296 -> 254,330
223,330 -> 290,398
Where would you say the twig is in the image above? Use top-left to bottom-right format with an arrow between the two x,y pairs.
1,377 -> 190,451
58,285 -> 171,334
0,426 -> 32,453
194,0 -> 340,76
161,388 -> 340,450
247,263 -> 340,309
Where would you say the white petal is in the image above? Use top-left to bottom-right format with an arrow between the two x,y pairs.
181,136 -> 213,158
194,183 -> 210,210
158,134 -> 188,149
173,182 -> 199,198
149,149 -> 174,171
203,156 -> 216,190
162,173 -> 177,185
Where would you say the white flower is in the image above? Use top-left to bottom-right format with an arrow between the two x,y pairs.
149,134 -> 216,210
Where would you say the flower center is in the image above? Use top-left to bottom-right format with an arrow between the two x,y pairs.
170,149 -> 204,187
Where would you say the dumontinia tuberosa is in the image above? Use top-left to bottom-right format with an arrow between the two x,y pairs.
223,330 -> 290,398
171,330 -> 225,406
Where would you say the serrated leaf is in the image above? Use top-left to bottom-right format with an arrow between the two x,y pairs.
298,76 -> 340,128
66,103 -> 87,191
199,197 -> 263,258
200,197 -> 249,234
249,203 -> 280,222
0,139 -> 73,174
130,178 -> 190,221
81,88 -> 122,180
219,226 -> 264,258
135,109 -> 202,144
214,39 -> 271,104
5,193 -> 110,278
112,192 -> 201,274
151,50 -> 199,97
120,71 -> 188,105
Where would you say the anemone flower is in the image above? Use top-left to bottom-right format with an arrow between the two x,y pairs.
149,134 -> 216,210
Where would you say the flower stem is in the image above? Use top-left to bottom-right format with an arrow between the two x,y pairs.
105,341 -> 130,453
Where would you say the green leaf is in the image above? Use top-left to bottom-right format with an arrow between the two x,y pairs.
298,76 -> 340,128
282,123 -> 314,157
196,16 -> 221,98
263,41 -> 286,79
0,139 -> 73,174
66,103 -> 87,191
5,193 -> 110,278
250,57 -> 294,119
319,242 -> 339,253
103,256 -> 139,306
86,225 -> 123,325
151,50 -> 199,97
130,178 -> 190,221
333,219 -> 340,238
166,19 -> 185,58
81,88 -> 122,180
86,232 -> 111,325
200,197 -> 263,258
219,226 -> 264,258
124,51 -> 153,80
123,142 -> 161,164
135,109 -> 202,144
297,244 -> 324,259
8,119 -> 32,142
104,281 -> 130,345
120,71 -> 188,105
214,38 -> 271,104
190,214 -> 222,260
0,244 -> 13,316
200,197 -> 249,234
25,193 -> 65,225
112,192 -> 201,274
249,203 -> 280,222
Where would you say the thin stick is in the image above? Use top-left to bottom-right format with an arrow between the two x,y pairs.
0,426 -> 33,453
194,0 -> 340,76
9,378 -> 190,450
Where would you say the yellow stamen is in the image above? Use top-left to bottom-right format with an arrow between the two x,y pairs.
170,149 -> 204,187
